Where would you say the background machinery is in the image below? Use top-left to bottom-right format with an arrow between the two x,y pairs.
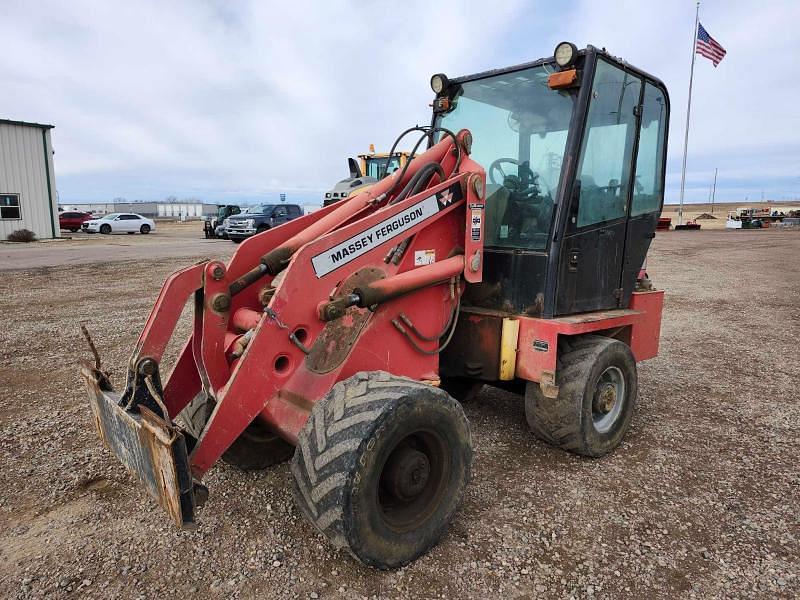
81,42 -> 669,569
203,204 -> 241,238
323,148 -> 412,206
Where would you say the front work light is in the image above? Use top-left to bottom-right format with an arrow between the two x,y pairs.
554,41 -> 578,68
430,73 -> 449,95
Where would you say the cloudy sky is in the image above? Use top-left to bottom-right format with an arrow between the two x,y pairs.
3,0 -> 799,206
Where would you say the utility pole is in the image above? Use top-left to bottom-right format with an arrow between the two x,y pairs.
711,167 -> 717,213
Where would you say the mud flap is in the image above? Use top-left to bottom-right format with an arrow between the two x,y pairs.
81,364 -> 196,528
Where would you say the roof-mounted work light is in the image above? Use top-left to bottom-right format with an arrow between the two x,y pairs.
554,41 -> 578,68
430,73 -> 449,95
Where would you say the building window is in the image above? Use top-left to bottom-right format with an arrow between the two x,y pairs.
0,194 -> 21,220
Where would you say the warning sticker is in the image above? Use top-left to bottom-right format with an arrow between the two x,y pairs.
471,208 -> 482,242
414,249 -> 436,266
311,194 -> 440,277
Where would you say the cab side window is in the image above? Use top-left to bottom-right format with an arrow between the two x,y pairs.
631,84 -> 667,216
573,60 -> 642,228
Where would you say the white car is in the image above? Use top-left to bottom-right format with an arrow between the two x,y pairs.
82,213 -> 156,235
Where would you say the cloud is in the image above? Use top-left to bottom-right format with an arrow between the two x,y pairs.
1,0 -> 526,203
563,0 -> 800,202
2,0 -> 798,205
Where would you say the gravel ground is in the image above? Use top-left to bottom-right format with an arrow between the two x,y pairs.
0,229 -> 798,599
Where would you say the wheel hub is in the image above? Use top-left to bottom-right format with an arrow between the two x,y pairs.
593,383 -> 617,414
592,366 -> 626,434
383,446 -> 431,501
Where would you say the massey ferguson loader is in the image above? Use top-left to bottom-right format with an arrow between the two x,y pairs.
80,43 -> 669,569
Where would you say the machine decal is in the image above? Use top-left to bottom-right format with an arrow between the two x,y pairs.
311,194 -> 440,277
414,249 -> 436,266
437,183 -> 463,207
533,339 -> 550,352
471,208 -> 482,242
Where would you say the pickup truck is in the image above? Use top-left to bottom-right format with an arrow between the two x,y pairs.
225,203 -> 304,243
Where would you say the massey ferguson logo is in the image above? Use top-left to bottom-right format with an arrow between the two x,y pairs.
436,184 -> 462,207
310,183 -> 463,278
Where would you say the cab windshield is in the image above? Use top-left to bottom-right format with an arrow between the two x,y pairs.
436,64 -> 575,250
365,156 -> 400,179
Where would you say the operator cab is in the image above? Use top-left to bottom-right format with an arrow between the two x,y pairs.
432,43 -> 669,317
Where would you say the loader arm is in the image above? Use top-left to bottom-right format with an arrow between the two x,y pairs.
81,128 -> 486,524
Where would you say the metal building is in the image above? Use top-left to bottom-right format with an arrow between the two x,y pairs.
0,119 -> 58,240
61,201 -> 218,219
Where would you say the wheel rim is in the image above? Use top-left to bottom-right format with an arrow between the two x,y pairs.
377,430 -> 450,533
592,366 -> 625,433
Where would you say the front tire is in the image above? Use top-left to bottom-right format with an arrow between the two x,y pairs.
100,224 -> 111,234
291,371 -> 472,569
525,335 -> 637,457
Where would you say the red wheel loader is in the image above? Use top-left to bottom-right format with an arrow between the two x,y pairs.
80,43 -> 669,569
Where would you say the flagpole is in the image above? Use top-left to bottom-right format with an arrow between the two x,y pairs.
678,1 -> 700,226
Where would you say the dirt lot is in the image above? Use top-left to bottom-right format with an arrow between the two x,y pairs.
0,221 -> 235,269
1,227 -> 798,599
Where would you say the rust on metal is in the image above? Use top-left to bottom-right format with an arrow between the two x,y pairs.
439,310 -> 501,380
306,267 -> 385,373
80,363 -> 196,528
538,370 -> 559,398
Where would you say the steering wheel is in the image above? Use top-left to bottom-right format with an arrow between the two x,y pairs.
488,158 -> 540,201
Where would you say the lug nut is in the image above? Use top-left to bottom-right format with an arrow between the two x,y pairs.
211,265 -> 225,280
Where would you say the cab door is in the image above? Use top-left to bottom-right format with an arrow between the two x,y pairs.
619,82 -> 669,306
555,59 -> 643,315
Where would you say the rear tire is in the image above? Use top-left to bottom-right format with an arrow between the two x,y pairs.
177,394 -> 293,470
291,371 -> 472,569
100,224 -> 111,234
525,335 -> 637,457
140,224 -> 151,234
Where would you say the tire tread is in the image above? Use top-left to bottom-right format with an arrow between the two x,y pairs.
525,335 -> 622,455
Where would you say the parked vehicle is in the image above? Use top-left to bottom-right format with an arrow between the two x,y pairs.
226,204 -> 303,243
204,205 -> 241,239
82,213 -> 156,235
59,211 -> 94,232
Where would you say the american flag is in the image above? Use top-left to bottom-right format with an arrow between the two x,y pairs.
696,23 -> 727,67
